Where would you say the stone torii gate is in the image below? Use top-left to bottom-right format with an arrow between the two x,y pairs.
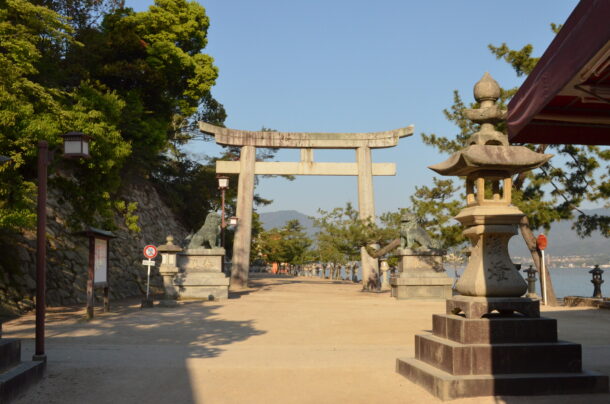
199,122 -> 413,289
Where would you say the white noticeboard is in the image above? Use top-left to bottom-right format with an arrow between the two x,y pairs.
94,238 -> 108,285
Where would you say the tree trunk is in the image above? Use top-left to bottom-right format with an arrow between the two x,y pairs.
367,238 -> 400,258
519,216 -> 558,306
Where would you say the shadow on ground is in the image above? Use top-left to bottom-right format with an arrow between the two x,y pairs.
7,299 -> 266,359
4,297 -> 267,404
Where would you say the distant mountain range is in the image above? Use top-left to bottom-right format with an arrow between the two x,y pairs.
259,208 -> 610,257
259,210 -> 318,237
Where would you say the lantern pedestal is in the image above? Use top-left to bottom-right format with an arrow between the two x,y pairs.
397,298 -> 609,400
390,249 -> 453,300
174,248 -> 229,300
158,266 -> 179,307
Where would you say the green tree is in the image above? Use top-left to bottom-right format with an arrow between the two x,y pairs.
0,0 -> 227,233
281,220 -> 313,269
422,25 -> 609,239
312,203 -> 393,286
248,211 -> 265,262
408,178 -> 465,250
0,0 -> 132,231
258,219 -> 312,272
417,24 -> 610,303
60,0 -> 225,165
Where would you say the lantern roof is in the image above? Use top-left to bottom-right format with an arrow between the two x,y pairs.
158,235 -> 183,252
430,73 -> 553,177
77,227 -> 116,240
428,144 -> 552,176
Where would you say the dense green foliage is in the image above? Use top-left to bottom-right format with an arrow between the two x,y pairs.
407,178 -> 464,250
257,219 -> 312,267
312,203 -> 396,267
0,0 -> 226,233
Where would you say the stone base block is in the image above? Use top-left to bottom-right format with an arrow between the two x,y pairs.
447,296 -> 540,319
432,314 -> 557,344
0,339 -> 21,371
178,248 -> 225,273
391,275 -> 453,300
397,299 -> 609,399
415,334 -> 582,375
398,249 -> 445,272
397,357 -> 609,401
0,360 -> 46,403
174,272 -> 229,300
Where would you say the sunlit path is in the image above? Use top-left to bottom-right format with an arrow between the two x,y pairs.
4,275 -> 610,404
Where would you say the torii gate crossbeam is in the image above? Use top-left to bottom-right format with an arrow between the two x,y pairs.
199,122 -> 414,290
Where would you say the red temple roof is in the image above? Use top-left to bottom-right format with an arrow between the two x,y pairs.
507,0 -> 610,145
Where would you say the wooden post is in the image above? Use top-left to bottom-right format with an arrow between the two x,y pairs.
34,141 -> 48,362
86,236 -> 95,319
220,186 -> 226,274
103,286 -> 109,312
230,145 -> 256,289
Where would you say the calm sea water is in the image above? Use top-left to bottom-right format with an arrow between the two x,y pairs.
318,266 -> 604,298
447,267 -> 603,299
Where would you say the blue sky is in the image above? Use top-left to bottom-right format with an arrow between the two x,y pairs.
127,0 -> 579,217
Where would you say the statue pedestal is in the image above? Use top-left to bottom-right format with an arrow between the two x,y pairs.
390,249 -> 453,300
174,248 -> 229,300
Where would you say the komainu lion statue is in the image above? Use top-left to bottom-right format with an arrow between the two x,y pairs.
400,213 -> 439,250
185,212 -> 221,249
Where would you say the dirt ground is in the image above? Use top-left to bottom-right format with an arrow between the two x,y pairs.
4,275 -> 610,404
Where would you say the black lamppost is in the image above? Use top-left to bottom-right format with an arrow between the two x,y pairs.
34,132 -> 90,362
217,176 -> 229,274
590,265 -> 604,299
217,176 -> 229,247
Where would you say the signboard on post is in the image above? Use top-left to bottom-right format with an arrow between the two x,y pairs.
94,238 -> 108,285
78,227 -> 116,319
142,245 -> 157,307
144,245 -> 158,259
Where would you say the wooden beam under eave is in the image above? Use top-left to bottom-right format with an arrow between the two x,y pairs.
216,161 -> 396,176
536,113 -> 610,125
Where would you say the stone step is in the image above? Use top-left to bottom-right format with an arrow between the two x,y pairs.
0,360 -> 46,403
397,356 -> 609,401
174,272 -> 229,286
432,314 -> 558,344
415,334 -> 582,375
0,339 -> 21,373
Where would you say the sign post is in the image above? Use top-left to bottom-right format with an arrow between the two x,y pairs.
78,228 -> 116,319
536,234 -> 548,305
143,245 -> 157,306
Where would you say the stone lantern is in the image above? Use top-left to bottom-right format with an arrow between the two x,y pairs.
429,72 -> 552,301
379,258 -> 390,288
157,235 -> 182,307
397,73 -> 608,399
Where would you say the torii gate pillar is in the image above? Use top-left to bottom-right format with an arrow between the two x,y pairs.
356,146 -> 378,289
231,145 -> 256,288
200,122 -> 413,290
